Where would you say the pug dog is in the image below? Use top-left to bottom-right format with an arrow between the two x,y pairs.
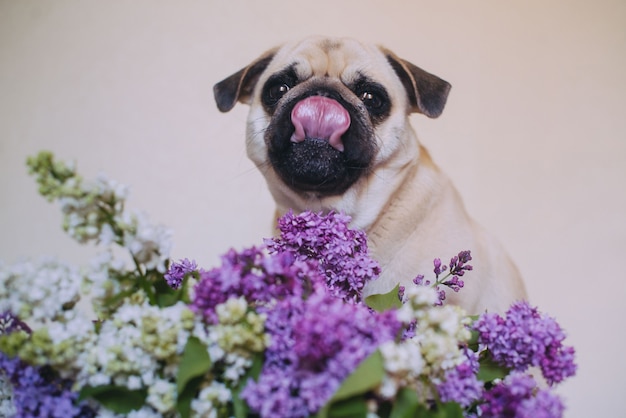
213,36 -> 526,314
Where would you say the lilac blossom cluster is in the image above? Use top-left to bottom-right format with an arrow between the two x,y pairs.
473,301 -> 577,385
184,238 -> 401,417
476,373 -> 564,418
0,313 -> 95,418
180,212 -> 576,417
3,153 -> 577,417
190,248 -> 323,324
441,250 -> 473,291
266,210 -> 381,303
242,291 -> 400,417
401,255 -> 575,414
163,258 -> 197,289
411,250 -> 473,305
176,211 -> 403,417
436,350 -> 483,408
0,356 -> 96,418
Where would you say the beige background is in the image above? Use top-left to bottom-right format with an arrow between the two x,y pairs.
1,1 -> 624,416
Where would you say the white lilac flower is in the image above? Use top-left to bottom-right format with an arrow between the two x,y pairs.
378,285 -> 472,401
126,375 -> 143,390
57,174 -> 128,245
75,300 -> 196,391
146,378 -> 177,413
84,251 -> 127,317
59,196 -> 102,244
139,302 -> 196,360
0,257 -> 84,327
95,173 -> 130,203
215,296 -> 248,324
98,406 -> 163,418
46,314 -> 94,346
189,297 -> 269,389
120,210 -> 172,273
414,304 -> 471,371
396,286 -> 439,322
190,381 -> 232,418
378,339 -> 425,398
0,371 -> 16,418
206,340 -> 226,364
38,156 -> 165,271
208,297 -> 268,357
22,313 -> 99,378
222,353 -> 253,382
98,223 -> 117,246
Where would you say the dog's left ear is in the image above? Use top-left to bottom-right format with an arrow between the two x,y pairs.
213,49 -> 277,112
382,49 -> 451,118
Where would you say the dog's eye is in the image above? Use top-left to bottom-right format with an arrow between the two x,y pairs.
359,91 -> 383,109
267,83 -> 290,102
353,80 -> 391,121
262,68 -> 298,110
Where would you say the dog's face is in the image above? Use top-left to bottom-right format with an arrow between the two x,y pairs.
214,36 -> 451,202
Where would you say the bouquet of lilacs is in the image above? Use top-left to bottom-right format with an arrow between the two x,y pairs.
0,152 -> 576,418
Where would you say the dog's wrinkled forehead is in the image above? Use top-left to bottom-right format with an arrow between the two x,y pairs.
265,37 -> 395,86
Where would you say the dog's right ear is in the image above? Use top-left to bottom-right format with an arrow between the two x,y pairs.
213,50 -> 277,113
382,48 -> 451,118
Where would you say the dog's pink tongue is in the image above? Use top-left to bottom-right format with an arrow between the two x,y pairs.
291,96 -> 350,152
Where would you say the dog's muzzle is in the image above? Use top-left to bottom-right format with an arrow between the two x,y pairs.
266,92 -> 375,196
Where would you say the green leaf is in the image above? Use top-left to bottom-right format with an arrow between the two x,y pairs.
477,352 -> 508,382
232,393 -> 249,418
387,391 -> 465,418
175,337 -> 212,418
153,277 -> 181,307
365,284 -> 403,312
327,398 -> 369,418
330,350 -> 384,402
317,351 -> 385,418
156,292 -> 179,307
177,336 -> 212,395
433,402 -> 464,418
389,387 -> 420,418
176,375 -> 205,418
232,353 -> 264,418
79,385 -> 147,414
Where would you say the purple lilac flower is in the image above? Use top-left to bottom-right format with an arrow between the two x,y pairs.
473,301 -> 577,385
241,291 -> 401,418
1,312 -> 96,417
411,251 -> 472,305
441,275 -> 464,293
191,247 -> 324,323
0,354 -> 96,417
397,285 -> 406,301
0,311 -> 31,335
448,250 -> 473,277
266,210 -> 380,303
436,350 -> 483,407
0,353 -> 96,418
164,258 -> 197,289
479,373 -> 564,418
439,250 -> 471,293
516,389 -> 567,418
